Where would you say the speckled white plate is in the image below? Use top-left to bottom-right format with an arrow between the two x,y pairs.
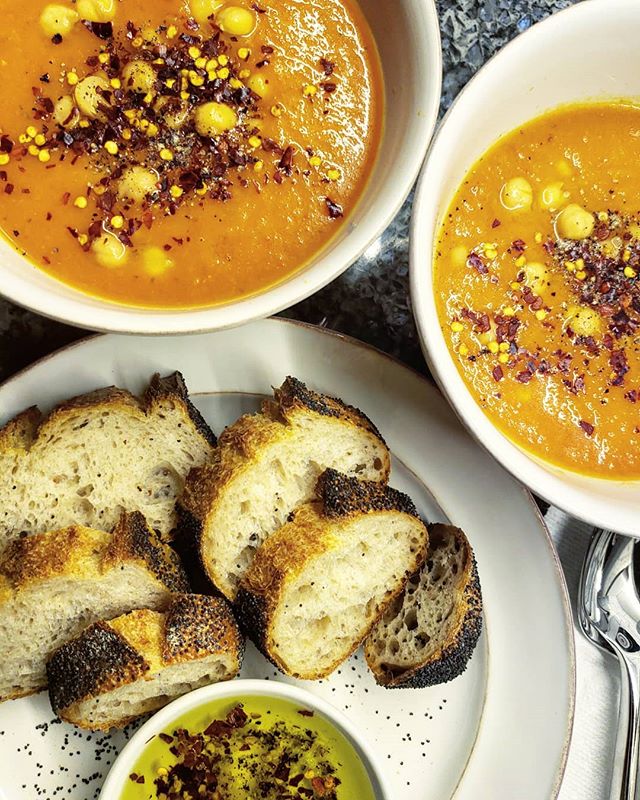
0,319 -> 574,800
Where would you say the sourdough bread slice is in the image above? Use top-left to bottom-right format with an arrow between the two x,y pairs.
364,523 -> 482,688
48,594 -> 243,730
0,511 -> 189,702
235,469 -> 428,680
0,371 -> 215,548
180,377 -> 390,600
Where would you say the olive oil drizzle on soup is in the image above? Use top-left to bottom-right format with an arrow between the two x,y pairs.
0,0 -> 382,308
434,103 -> 640,480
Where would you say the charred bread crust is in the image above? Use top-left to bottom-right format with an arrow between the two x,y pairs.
145,372 -> 217,448
47,622 -> 148,717
372,524 -> 483,689
163,594 -> 245,664
104,512 -> 190,594
271,376 -> 386,447
0,371 -> 215,454
235,500 -> 428,680
316,469 -> 419,520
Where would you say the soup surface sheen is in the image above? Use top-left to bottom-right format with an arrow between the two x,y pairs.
120,696 -> 376,799
434,103 -> 640,479
0,0 -> 382,308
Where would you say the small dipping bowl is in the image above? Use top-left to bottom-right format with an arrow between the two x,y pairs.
99,679 -> 392,799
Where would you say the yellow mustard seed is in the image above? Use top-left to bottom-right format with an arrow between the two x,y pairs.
575,258 -> 585,269
217,67 -> 230,79
218,54 -> 229,66
576,270 -> 587,280
38,149 -> 51,163
535,309 -> 548,321
124,108 -> 137,119
122,128 -> 132,140
510,281 -> 520,290
73,196 -> 88,208
110,78 -> 121,89
498,352 -> 510,364
488,341 -> 500,354
498,341 -> 510,352
623,250 -> 631,263
104,140 -> 118,155
181,91 -> 190,100
146,123 -> 159,137
327,168 -> 341,181
458,343 -> 469,357
564,260 -> 576,272
248,135 -> 261,148
98,52 -> 110,64
624,266 -> 637,278
309,155 -> 321,167
188,46 -> 201,59
167,24 -> 178,38
450,321 -> 464,332
28,144 -> 39,156
253,159 -> 264,172
229,78 -> 243,89
110,214 -> 124,229
303,84 -> 317,96
195,56 -> 207,69
0,153 -> 9,166
67,71 -> 79,86
239,68 -> 251,79
26,126 -> 38,138
238,47 -> 250,60
206,58 -> 219,71
189,71 -> 205,86
270,104 -> 283,117
169,185 -> 184,198
195,183 -> 208,195
160,148 -> 173,161
515,255 -> 527,268
503,306 -> 515,317
18,133 -> 31,144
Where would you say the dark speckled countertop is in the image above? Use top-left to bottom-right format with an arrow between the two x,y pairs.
0,0 -> 576,383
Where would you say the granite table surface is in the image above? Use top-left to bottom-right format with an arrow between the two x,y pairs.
0,0 -> 575,382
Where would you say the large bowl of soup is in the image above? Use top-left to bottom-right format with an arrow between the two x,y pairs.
411,0 -> 640,535
0,0 -> 441,332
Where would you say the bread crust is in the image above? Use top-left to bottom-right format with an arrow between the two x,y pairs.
179,377 -> 391,595
235,472 -> 428,680
0,511 -> 189,594
364,523 -> 483,689
47,594 -> 244,730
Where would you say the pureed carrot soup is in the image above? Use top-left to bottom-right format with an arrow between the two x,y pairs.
0,0 -> 382,307
434,103 -> 640,480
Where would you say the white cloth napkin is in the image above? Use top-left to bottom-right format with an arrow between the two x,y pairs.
547,507 -> 621,800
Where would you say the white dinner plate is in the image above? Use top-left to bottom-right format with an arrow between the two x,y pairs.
0,318 -> 574,799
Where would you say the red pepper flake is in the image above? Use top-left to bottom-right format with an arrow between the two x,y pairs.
5,184 -> 14,195
515,370 -> 532,384
491,218 -> 501,228
467,252 -> 487,274
278,145 -> 295,175
320,57 -> 335,76
320,82 -> 337,93
61,192 -> 71,205
83,20 -> 113,39
625,389 -> 638,403
324,197 -> 343,219
579,420 -> 595,436
511,239 -> 526,253
297,709 -> 314,717
492,366 -> 503,382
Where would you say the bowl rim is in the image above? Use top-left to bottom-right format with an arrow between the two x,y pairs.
409,0 -> 640,534
0,0 -> 442,335
98,678 -> 392,799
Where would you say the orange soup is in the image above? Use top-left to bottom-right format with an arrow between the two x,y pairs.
0,0 -> 382,307
434,103 -> 640,480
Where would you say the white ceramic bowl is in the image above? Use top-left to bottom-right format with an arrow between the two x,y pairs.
99,679 -> 391,799
411,0 -> 640,535
0,1 -> 441,334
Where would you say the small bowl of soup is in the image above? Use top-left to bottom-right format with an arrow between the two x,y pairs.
411,0 -> 640,535
0,0 -> 440,332
99,679 -> 391,800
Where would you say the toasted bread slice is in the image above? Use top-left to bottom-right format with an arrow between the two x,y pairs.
364,523 -> 482,688
180,377 -> 390,600
235,469 -> 428,680
48,594 -> 243,730
0,372 -> 215,548
0,511 -> 189,702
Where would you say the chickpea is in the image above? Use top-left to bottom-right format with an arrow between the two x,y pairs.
53,95 -> 79,129
194,102 -> 238,137
74,75 -> 110,119
247,74 -> 268,98
117,166 -> 159,204
39,4 -> 79,37
155,96 -> 191,130
143,246 -> 175,277
122,60 -> 156,94
538,181 -> 566,212
216,5 -> 256,36
76,0 -> 116,22
189,0 -> 223,25
566,305 -> 601,337
523,261 -> 550,295
92,231 -> 128,268
556,204 -> 595,240
500,177 -> 533,211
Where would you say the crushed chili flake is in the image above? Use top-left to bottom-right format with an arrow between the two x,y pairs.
320,57 -> 335,76
491,218 -> 501,228
492,365 -> 503,382
325,197 -> 343,219
579,420 -> 595,436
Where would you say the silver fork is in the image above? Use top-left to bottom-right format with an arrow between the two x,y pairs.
578,528 -> 640,800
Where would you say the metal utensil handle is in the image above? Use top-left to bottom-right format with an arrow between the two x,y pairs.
611,643 -> 640,800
